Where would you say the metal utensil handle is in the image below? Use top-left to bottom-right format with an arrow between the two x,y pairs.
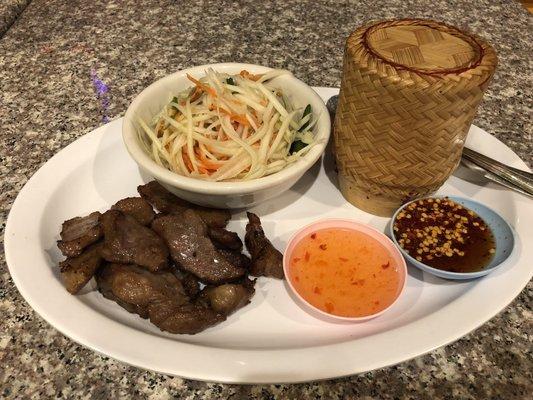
465,154 -> 533,196
461,157 -> 533,198
463,148 -> 533,196
482,168 -> 533,199
463,148 -> 533,182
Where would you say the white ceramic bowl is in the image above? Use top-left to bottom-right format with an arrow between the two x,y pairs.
122,63 -> 331,208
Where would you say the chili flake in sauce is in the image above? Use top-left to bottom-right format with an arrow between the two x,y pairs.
393,197 -> 496,273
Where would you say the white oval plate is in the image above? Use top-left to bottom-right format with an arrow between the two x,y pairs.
5,87 -> 533,384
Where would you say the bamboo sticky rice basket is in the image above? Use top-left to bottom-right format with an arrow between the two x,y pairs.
333,19 -> 497,216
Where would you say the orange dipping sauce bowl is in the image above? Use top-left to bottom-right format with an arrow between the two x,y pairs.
283,219 -> 407,322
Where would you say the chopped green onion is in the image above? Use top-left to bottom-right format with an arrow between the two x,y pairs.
299,104 -> 312,132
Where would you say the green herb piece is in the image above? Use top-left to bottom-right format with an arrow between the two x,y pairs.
299,104 -> 312,132
226,77 -> 235,86
170,96 -> 179,110
290,140 -> 308,154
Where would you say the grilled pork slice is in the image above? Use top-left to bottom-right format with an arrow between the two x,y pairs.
100,210 -> 168,272
111,197 -> 155,226
207,226 -> 243,251
96,263 -> 224,334
151,210 -> 245,284
244,212 -> 284,279
57,211 -> 103,257
138,181 -> 230,228
216,248 -> 252,270
149,302 -> 225,335
179,271 -> 201,299
58,242 -> 104,294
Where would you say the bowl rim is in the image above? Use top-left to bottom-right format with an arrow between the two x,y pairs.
389,195 -> 516,279
283,218 -> 407,322
122,62 -> 331,195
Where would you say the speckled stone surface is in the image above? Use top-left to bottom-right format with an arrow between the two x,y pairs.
0,0 -> 31,37
1,0 -> 532,398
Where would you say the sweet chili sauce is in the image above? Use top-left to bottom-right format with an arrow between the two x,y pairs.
288,228 -> 402,317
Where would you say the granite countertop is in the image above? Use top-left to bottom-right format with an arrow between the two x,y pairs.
1,0 -> 531,398
0,0 -> 30,36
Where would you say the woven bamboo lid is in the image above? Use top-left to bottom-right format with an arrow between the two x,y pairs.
334,19 -> 497,216
347,19 -> 497,88
365,22 -> 480,72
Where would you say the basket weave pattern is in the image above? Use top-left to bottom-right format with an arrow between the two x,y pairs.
334,19 -> 497,215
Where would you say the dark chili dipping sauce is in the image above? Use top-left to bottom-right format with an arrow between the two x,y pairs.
393,197 -> 496,273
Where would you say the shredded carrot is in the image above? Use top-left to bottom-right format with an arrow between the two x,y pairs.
196,147 -> 222,170
239,70 -> 262,81
210,104 -> 248,126
219,108 -> 249,126
189,86 -> 202,102
186,73 -> 217,97
198,166 -> 210,174
250,111 -> 259,127
229,98 -> 243,105
182,148 -> 193,172
202,161 -> 220,171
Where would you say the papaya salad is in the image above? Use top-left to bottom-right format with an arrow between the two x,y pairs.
137,69 -> 318,181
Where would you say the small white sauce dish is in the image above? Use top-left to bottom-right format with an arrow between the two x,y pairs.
390,196 -> 515,280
